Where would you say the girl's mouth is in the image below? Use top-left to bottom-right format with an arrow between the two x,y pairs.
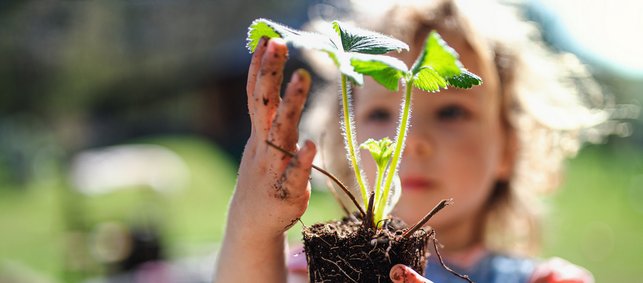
401,177 -> 435,191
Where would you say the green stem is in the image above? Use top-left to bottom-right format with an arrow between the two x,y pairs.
376,80 -> 413,223
340,74 -> 369,208
374,165 -> 384,213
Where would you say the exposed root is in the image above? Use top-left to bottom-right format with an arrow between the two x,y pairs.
283,218 -> 299,230
320,131 -> 352,216
403,198 -> 453,238
304,215 -> 428,282
319,256 -> 360,283
430,230 -> 474,283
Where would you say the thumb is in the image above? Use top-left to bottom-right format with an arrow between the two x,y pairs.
390,264 -> 433,283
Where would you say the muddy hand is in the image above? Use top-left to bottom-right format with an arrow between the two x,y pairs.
231,37 -> 316,237
390,265 -> 434,283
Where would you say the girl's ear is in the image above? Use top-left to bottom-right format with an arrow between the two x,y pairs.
497,128 -> 518,181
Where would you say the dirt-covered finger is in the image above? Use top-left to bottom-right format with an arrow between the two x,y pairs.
246,37 -> 269,124
390,264 -> 433,283
268,68 -> 311,153
253,38 -> 288,139
273,140 -> 316,202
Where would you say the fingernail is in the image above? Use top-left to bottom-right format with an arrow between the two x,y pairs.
302,140 -> 313,152
261,36 -> 269,47
301,140 -> 316,157
295,69 -> 311,82
390,264 -> 405,282
267,37 -> 286,54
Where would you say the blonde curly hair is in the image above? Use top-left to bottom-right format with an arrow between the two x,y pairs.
301,0 -> 610,255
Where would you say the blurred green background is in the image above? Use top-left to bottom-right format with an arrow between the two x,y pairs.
0,0 -> 642,282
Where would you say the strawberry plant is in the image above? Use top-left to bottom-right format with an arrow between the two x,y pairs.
247,18 -> 481,282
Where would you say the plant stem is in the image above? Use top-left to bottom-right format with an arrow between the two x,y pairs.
340,74 -> 369,208
373,165 -> 384,213
402,198 -> 452,238
376,81 -> 413,222
319,133 -> 352,217
363,191 -> 375,229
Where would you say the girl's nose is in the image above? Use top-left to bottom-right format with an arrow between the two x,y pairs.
403,127 -> 433,158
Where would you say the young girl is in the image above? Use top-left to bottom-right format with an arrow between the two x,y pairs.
215,0 -> 605,282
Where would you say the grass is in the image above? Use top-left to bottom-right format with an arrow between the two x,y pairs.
0,137 -> 641,282
0,135 -> 239,281
541,143 -> 643,281
0,184 -> 65,279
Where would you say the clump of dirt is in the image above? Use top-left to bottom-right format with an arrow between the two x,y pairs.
303,214 -> 429,283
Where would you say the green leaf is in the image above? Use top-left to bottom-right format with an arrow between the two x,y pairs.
332,21 -> 409,54
360,138 -> 395,169
411,31 -> 461,77
246,19 -> 336,53
413,67 -> 447,92
246,19 -> 362,83
446,69 -> 482,89
410,31 -> 482,90
247,19 -> 292,52
350,53 -> 408,91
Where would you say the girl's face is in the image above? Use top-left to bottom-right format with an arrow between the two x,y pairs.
354,41 -> 509,234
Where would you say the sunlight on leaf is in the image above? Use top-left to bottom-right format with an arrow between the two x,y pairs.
332,21 -> 409,54
246,19 -> 293,52
351,54 -> 407,91
360,138 -> 395,169
247,19 -> 364,83
410,31 -> 482,91
247,19 -> 336,53
334,52 -> 364,85
247,19 -> 413,88
413,66 -> 447,92
411,31 -> 461,77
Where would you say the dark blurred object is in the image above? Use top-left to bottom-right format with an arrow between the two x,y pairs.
117,225 -> 164,273
0,0 -> 319,151
0,0 -> 324,188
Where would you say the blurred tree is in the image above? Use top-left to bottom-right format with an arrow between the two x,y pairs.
0,0 -> 321,187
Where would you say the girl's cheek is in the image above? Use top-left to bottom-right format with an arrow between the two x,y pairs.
435,119 -> 481,143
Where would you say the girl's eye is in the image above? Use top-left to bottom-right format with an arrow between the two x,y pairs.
365,107 -> 392,123
436,104 -> 470,122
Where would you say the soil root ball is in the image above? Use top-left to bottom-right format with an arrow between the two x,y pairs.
303,215 -> 429,283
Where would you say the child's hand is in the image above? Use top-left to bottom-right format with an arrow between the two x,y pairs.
230,37 -> 316,237
215,37 -> 315,283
